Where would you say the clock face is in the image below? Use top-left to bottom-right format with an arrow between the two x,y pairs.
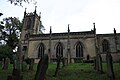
26,18 -> 32,29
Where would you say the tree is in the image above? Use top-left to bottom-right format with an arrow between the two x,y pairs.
0,44 -> 13,69
0,13 -> 3,16
8,0 -> 37,6
0,45 -> 13,60
0,17 -> 23,49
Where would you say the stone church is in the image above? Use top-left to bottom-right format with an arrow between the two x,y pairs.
19,8 -> 120,63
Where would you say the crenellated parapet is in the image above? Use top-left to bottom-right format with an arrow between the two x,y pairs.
24,7 -> 41,20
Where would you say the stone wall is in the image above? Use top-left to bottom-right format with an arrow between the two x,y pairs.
27,33 -> 96,61
101,53 -> 120,62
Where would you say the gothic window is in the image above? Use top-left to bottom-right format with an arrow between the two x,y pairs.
102,39 -> 110,52
76,42 -> 83,57
38,43 -> 45,58
56,42 -> 63,57
26,18 -> 31,29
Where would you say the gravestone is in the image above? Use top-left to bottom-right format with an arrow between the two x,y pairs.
13,54 -> 17,69
34,54 -> 49,80
22,61 -> 27,72
13,54 -> 20,70
1,58 -> 4,69
7,69 -> 23,80
61,57 -> 65,67
106,53 -> 115,80
2,57 -> 9,70
29,58 -> 34,70
21,55 -> 27,72
93,57 -> 96,70
98,54 -> 103,73
0,61 -> 1,68
95,54 -> 103,73
119,58 -> 120,65
96,54 -> 99,71
53,54 -> 62,77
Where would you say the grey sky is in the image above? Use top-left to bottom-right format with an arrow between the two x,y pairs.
0,0 -> 120,34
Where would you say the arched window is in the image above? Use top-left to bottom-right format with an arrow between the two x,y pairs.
76,42 -> 83,57
38,43 -> 45,58
102,39 -> 110,52
56,42 -> 63,57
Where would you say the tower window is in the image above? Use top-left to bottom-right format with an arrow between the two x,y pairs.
26,18 -> 32,29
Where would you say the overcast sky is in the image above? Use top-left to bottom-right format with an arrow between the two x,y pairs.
0,0 -> 120,34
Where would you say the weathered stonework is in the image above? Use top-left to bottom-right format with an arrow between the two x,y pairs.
19,9 -> 120,63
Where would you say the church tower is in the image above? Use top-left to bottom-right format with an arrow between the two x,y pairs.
20,7 -> 42,58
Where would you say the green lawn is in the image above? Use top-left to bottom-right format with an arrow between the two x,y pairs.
0,63 -> 120,80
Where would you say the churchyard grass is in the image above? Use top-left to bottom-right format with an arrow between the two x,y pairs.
0,63 -> 120,80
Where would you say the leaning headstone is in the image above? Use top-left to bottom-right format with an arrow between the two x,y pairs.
7,69 -> 23,80
0,61 -> 1,68
13,54 -> 17,69
106,53 -> 115,80
21,55 -> 27,72
61,57 -> 65,68
2,57 -> 9,70
96,54 -> 99,71
98,54 -> 103,73
53,54 -> 62,77
118,58 -> 120,65
1,58 -> 4,69
95,54 -> 103,73
13,54 -> 20,70
13,59 -> 17,69
34,54 -> 49,80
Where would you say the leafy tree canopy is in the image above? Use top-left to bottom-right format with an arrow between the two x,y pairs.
0,44 -> 13,60
0,17 -> 23,49
8,0 -> 37,6
0,13 -> 3,16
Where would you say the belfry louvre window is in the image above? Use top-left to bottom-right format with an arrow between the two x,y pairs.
38,43 -> 45,58
26,18 -> 31,29
76,42 -> 83,57
102,39 -> 110,52
56,42 -> 63,57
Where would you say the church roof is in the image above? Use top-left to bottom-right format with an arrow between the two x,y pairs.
30,30 -> 95,37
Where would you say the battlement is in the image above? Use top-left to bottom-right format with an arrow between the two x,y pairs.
24,6 -> 40,19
